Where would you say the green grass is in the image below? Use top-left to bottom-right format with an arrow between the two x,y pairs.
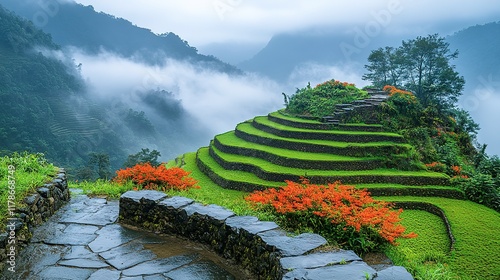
379,196 -> 500,280
357,183 -> 458,191
237,122 -> 410,149
166,153 -> 274,219
385,210 -> 454,280
0,153 -> 58,226
210,145 -> 448,178
269,111 -> 323,124
271,111 -> 384,128
70,180 -> 137,199
216,131 -> 380,161
255,116 -> 401,137
197,147 -> 284,188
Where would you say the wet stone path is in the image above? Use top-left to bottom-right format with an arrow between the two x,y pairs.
2,191 -> 249,280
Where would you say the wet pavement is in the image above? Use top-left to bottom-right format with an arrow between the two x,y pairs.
1,191 -> 250,280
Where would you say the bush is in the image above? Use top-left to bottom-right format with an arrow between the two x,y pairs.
460,174 -> 500,211
286,80 -> 368,118
245,178 -> 416,254
114,163 -> 198,191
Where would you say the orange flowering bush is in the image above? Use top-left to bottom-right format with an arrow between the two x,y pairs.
425,162 -> 447,173
383,85 -> 414,97
245,179 -> 416,253
114,163 -> 198,191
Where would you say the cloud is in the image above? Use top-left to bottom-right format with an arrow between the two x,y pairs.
70,49 -> 283,154
460,86 -> 500,156
287,62 -> 368,90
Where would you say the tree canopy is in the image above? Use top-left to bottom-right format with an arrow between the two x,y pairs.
363,34 -> 465,109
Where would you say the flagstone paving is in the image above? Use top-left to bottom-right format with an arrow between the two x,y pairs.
1,192 -> 250,280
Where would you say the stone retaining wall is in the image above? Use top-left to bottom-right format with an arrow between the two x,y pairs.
207,147 -> 450,187
252,120 -> 405,143
234,127 -> 408,157
0,168 -> 70,271
119,190 -> 413,280
213,138 -> 384,171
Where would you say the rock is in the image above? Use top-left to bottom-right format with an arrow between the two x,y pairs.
106,250 -> 156,270
164,260 -> 237,279
88,224 -> 143,253
88,269 -> 121,280
225,216 -> 279,235
184,203 -> 235,222
258,230 -> 327,257
375,266 -> 414,280
122,254 -> 198,277
280,250 -> 362,270
37,187 -> 50,198
59,258 -> 110,269
283,261 -> 377,280
121,190 -> 167,203
24,194 -> 40,205
159,196 -> 194,209
37,266 -> 94,280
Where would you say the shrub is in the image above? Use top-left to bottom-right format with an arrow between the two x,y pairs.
245,178 -> 416,254
114,163 -> 198,191
286,80 -> 368,118
425,162 -> 447,173
460,173 -> 500,212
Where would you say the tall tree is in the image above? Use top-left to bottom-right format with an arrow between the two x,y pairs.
363,34 -> 465,109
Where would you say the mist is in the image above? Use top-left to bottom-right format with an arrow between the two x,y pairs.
68,49 -> 283,161
460,85 -> 500,156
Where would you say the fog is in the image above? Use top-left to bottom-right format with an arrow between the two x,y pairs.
460,83 -> 500,156
69,49 -> 283,161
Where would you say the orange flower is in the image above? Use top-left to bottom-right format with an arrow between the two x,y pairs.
114,163 -> 198,191
245,179 -> 415,245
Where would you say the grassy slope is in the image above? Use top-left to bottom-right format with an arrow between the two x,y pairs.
385,210 -> 453,279
237,122 -> 410,149
216,131 -> 380,161
255,116 -> 401,137
381,196 -> 500,280
270,111 -> 384,128
0,156 -> 58,225
210,145 -> 448,178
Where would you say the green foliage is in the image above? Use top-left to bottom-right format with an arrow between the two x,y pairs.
382,196 -> 500,280
0,152 -> 57,225
70,179 -> 136,199
76,153 -> 111,181
459,173 -> 500,211
384,210 -> 452,280
286,80 -> 368,118
364,34 -> 465,109
123,148 -> 162,168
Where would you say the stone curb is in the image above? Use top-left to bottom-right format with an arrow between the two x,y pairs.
0,168 -> 70,271
119,190 -> 413,280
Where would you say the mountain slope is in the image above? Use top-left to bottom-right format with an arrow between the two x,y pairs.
2,0 -> 241,74
447,21 -> 500,90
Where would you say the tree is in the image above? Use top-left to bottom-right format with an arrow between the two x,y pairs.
123,148 -> 161,168
363,34 -> 465,109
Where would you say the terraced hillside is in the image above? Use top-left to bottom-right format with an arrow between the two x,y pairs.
175,96 -> 499,279
196,109 -> 459,199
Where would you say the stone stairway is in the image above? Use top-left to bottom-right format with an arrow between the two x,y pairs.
321,90 -> 389,124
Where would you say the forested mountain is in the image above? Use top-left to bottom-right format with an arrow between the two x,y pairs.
0,5 -> 203,177
2,0 -> 241,74
238,30 -> 402,82
239,22 -> 500,88
447,21 -> 500,90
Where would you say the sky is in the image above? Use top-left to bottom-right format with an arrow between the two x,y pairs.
75,0 -> 500,51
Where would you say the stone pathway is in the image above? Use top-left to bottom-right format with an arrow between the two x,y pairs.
1,191 -> 247,280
